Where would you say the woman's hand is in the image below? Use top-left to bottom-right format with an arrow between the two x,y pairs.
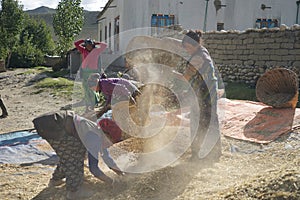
96,174 -> 113,185
110,167 -> 125,176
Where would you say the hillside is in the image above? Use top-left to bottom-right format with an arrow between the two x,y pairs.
25,6 -> 56,14
25,6 -> 99,42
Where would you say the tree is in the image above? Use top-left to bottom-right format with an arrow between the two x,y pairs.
9,14 -> 56,68
10,31 -> 44,68
0,0 -> 24,69
53,0 -> 84,57
20,15 -> 55,55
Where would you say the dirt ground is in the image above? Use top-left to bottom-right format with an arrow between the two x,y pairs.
0,68 -> 299,200
0,68 -> 67,133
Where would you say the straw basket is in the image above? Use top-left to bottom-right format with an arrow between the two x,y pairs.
256,68 -> 299,108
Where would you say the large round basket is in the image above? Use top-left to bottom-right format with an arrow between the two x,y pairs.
256,68 -> 299,108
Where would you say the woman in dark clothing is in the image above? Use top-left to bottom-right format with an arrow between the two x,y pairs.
181,30 -> 222,162
32,110 -> 123,200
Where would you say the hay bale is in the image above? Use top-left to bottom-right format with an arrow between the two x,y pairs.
256,68 -> 299,108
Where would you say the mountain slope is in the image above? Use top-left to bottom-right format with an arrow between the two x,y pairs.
25,6 -> 56,14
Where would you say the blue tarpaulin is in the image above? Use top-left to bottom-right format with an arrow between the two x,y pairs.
0,131 -> 57,165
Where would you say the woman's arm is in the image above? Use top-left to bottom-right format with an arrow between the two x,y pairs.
94,42 -> 107,54
88,152 -> 113,184
101,148 -> 124,175
96,104 -> 111,118
74,39 -> 86,54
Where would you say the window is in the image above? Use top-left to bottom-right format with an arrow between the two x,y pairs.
151,14 -> 175,35
105,26 -> 107,41
255,18 -> 279,29
217,23 -> 224,31
109,22 -> 112,50
114,16 -> 120,51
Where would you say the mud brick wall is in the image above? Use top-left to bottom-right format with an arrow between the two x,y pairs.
159,25 -> 300,85
202,25 -> 300,85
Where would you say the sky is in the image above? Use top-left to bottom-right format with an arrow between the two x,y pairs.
19,0 -> 109,11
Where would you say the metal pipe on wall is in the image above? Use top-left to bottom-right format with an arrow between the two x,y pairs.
296,0 -> 300,24
203,0 -> 209,31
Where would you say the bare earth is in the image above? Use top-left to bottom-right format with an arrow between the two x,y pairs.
0,68 -> 299,200
0,68 -> 67,133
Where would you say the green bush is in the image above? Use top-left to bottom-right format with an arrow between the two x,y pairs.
0,47 -> 7,61
20,15 -> 55,55
224,82 -> 257,102
10,43 -> 44,68
224,82 -> 300,108
9,15 -> 55,68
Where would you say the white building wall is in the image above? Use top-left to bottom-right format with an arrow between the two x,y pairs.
98,0 -> 299,53
278,0 -> 298,25
119,0 -> 151,53
177,0 -> 217,31
222,0 -> 298,31
118,0 -> 218,53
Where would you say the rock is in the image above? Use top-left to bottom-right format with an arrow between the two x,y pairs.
284,143 -> 294,150
280,24 -> 289,31
291,24 -> 300,30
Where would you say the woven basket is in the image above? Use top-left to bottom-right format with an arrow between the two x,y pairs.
256,68 -> 299,108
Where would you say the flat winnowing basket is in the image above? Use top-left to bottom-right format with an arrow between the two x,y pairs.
256,68 -> 299,108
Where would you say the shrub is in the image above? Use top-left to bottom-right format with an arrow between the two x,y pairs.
10,38 -> 44,68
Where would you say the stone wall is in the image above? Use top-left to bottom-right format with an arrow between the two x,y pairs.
158,25 -> 300,85
203,25 -> 300,85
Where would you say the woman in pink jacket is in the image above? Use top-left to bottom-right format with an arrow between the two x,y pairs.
74,39 -> 107,111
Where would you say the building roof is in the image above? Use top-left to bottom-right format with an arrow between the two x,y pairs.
97,0 -> 114,19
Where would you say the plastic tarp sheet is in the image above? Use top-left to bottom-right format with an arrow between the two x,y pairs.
160,98 -> 300,144
0,131 -> 57,165
219,98 -> 300,143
